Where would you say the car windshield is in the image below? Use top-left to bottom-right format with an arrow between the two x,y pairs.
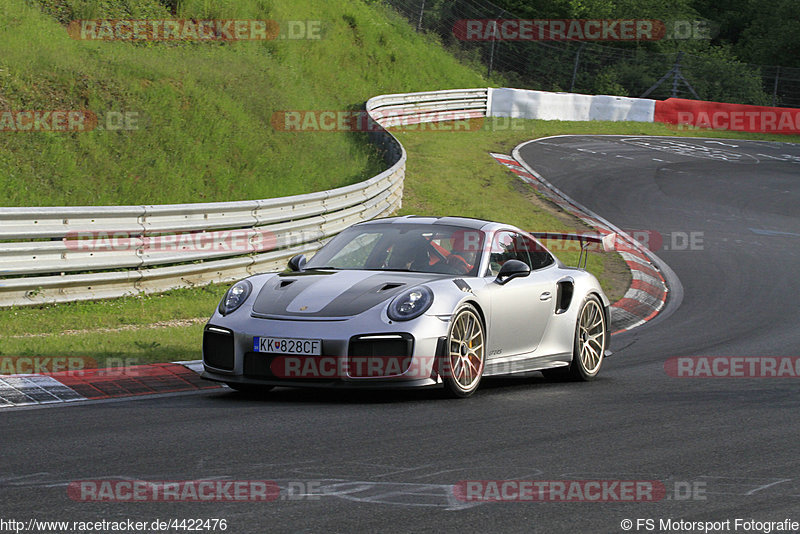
304,223 -> 486,277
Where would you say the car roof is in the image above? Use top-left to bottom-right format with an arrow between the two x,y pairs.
357,215 -> 503,232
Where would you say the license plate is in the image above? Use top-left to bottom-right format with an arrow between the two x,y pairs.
253,337 -> 322,355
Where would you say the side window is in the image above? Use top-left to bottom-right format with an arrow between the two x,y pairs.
516,234 -> 554,270
486,231 -> 553,276
487,231 -> 522,276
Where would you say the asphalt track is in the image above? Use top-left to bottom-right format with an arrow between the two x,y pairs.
2,136 -> 800,533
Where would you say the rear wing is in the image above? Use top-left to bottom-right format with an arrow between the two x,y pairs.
531,232 -> 617,269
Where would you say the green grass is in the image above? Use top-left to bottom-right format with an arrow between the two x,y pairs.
0,0 -> 489,206
6,118 -> 799,367
2,323 -> 206,365
0,284 -> 224,337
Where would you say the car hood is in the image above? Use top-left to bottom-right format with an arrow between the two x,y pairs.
251,270 -> 449,319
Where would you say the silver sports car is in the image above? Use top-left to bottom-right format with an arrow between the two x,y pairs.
202,216 -> 611,397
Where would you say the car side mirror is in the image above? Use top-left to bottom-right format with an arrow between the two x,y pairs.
495,259 -> 531,285
288,254 -> 307,272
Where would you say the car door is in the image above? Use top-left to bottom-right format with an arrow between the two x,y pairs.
485,231 -> 557,358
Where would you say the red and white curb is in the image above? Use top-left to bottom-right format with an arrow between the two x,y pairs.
490,151 -> 668,334
0,360 -> 219,408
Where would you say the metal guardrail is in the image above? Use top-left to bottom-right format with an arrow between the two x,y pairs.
0,88 -> 490,307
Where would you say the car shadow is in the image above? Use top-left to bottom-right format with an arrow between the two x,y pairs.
202,372 -> 597,405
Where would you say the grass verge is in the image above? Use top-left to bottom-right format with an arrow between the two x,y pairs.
0,0 -> 488,206
2,120 -> 799,367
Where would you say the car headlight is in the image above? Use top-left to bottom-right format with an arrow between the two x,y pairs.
218,279 -> 252,316
387,286 -> 433,321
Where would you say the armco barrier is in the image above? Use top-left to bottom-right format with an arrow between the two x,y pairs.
490,88 -> 656,122
654,98 -> 800,135
0,89 -> 490,307
490,89 -> 800,135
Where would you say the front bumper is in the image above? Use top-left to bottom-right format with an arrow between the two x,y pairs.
201,308 -> 450,389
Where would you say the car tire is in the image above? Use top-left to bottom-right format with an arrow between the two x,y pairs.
441,303 -> 486,398
543,295 -> 606,381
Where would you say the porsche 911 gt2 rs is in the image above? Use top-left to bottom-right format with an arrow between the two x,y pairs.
202,216 -> 611,397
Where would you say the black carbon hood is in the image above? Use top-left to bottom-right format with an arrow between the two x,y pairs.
251,270 -> 448,319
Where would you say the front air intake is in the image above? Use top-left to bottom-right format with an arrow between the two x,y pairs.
347,333 -> 414,378
203,327 -> 235,371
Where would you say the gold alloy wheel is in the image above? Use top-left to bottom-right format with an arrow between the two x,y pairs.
443,305 -> 485,397
575,296 -> 606,378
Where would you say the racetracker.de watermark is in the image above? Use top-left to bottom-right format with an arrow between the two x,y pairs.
270,110 -> 519,132
454,480 -> 709,502
0,356 -> 96,375
58,228 -> 703,258
270,355 -> 433,379
0,111 -> 95,132
269,355 -> 630,380
665,356 -> 800,378
67,19 -> 323,41
0,111 -> 141,132
68,480 -> 279,502
63,229 -> 279,254
535,230 -> 704,253
673,110 -> 800,134
453,19 -> 713,41
66,480 -> 325,502
0,357 -> 166,378
454,480 -> 667,502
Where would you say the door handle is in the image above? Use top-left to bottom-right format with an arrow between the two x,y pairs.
540,292 -> 552,301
